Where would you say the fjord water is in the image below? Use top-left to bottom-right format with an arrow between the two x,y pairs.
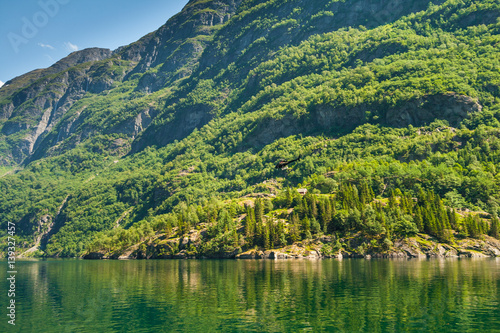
2,259 -> 500,332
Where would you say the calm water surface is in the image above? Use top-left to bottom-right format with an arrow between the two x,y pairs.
1,258 -> 500,332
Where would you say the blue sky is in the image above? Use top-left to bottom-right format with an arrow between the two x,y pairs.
0,0 -> 190,85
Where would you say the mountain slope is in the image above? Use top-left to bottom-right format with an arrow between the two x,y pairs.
0,0 -> 241,165
0,0 -> 499,257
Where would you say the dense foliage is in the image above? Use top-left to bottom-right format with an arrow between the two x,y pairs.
1,0 -> 500,257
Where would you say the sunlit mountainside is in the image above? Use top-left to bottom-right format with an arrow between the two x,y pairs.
1,0 -> 499,258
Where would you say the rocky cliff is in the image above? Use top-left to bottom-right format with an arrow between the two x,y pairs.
0,0 -> 242,165
82,229 -> 500,260
0,0 -> 459,165
1,0 -> 499,258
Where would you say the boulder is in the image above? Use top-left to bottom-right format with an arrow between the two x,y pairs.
83,252 -> 104,259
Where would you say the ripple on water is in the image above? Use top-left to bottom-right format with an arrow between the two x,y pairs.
1,258 -> 499,332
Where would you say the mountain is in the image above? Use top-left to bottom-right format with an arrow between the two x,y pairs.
1,0 -> 499,258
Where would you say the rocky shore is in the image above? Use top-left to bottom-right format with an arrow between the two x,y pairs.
83,232 -> 500,260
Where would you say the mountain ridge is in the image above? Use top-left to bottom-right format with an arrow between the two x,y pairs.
0,0 -> 499,257
0,0 -> 241,165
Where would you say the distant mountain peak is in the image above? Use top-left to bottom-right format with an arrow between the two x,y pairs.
47,47 -> 112,74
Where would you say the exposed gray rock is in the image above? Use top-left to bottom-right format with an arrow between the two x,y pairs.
386,93 -> 482,127
243,93 -> 480,151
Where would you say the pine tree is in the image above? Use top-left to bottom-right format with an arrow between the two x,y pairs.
255,198 -> 264,224
311,198 -> 318,219
245,206 -> 256,246
264,223 -> 270,249
302,216 -> 312,239
277,220 -> 286,247
311,217 -> 321,235
330,196 -> 337,215
256,219 -> 264,247
319,200 -> 332,234
302,198 -> 309,219
324,200 -> 332,233
489,216 -> 500,239
400,192 -> 414,215
447,208 -> 458,230
270,220 -> 277,247
389,190 -> 398,210
232,229 -> 239,247
289,213 -> 301,243
465,215 -> 482,238
359,181 -> 374,205
414,206 -> 424,232
423,207 -> 438,236
229,202 -> 238,219
285,187 -> 293,208
417,188 -> 426,204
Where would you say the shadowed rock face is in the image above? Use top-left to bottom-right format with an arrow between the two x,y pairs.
385,93 -> 482,127
0,1 -> 244,165
313,93 -> 482,131
0,0 -> 490,166
243,93 -> 481,149
123,0 -> 243,90
0,48 -> 113,99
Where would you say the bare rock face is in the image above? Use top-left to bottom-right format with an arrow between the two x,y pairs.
0,1 -> 245,166
386,93 -> 482,127
245,92 -> 482,150
46,48 -> 113,75
0,53 -> 117,164
313,104 -> 368,130
124,0 -> 243,91
394,238 -> 427,258
0,48 -> 112,98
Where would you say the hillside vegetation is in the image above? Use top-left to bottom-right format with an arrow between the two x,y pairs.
1,0 -> 500,258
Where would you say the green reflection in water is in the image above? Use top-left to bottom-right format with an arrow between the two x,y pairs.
1,259 -> 499,332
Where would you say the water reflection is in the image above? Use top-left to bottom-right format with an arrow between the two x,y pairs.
1,259 -> 499,332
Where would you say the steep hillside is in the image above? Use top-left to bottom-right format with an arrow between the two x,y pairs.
0,0 -> 241,165
1,0 -> 499,257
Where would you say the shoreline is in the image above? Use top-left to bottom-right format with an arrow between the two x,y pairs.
80,233 -> 500,260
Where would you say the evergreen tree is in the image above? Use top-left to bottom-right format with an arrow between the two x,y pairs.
255,198 -> 264,224
277,220 -> 286,247
389,190 -> 398,210
311,198 -> 318,219
264,223 -> 270,249
447,208 -> 458,230
324,200 -> 332,233
232,229 -> 239,247
489,216 -> 500,239
289,213 -> 301,243
245,206 -> 256,246
414,206 -> 424,232
256,218 -> 264,247
285,187 -> 293,208
302,216 -> 312,239
270,220 -> 277,247
359,181 -> 374,204
465,215 -> 482,238
311,216 -> 321,235
263,199 -> 273,213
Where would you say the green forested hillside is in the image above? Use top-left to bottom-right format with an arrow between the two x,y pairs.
1,0 -> 500,257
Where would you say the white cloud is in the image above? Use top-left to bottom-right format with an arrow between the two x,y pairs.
38,43 -> 55,50
0,81 -> 4,88
64,42 -> 79,52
